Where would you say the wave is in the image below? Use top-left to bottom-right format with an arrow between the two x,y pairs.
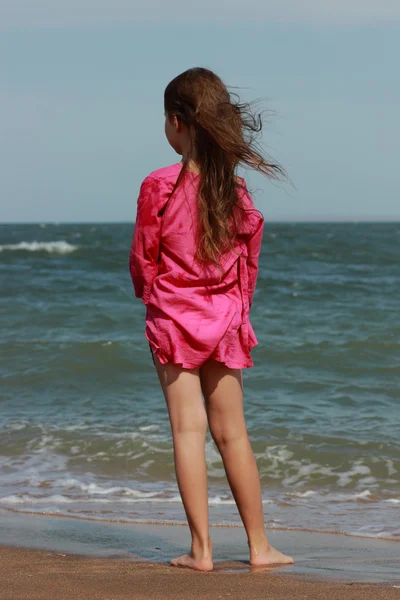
1,490 -> 389,506
0,492 -> 274,506
0,241 -> 78,254
1,487 -> 399,541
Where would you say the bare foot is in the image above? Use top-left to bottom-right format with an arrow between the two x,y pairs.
170,553 -> 213,571
249,542 -> 294,567
170,539 -> 213,572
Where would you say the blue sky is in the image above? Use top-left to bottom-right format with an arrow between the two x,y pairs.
1,1 -> 399,222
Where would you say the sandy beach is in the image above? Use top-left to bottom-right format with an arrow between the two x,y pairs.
1,509 -> 399,598
1,544 -> 400,600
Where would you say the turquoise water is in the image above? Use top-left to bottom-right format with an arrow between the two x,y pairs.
0,222 -> 399,539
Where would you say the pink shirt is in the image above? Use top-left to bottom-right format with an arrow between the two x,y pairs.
129,163 -> 264,369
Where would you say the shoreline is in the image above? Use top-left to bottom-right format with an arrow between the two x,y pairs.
1,504 -> 399,543
1,509 -> 399,588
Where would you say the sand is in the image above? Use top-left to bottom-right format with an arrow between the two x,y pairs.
2,545 -> 400,600
0,508 -> 399,599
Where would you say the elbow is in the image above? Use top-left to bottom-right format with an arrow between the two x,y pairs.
129,260 -> 144,299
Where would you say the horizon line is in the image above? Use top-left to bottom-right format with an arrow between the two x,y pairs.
1,219 -> 400,225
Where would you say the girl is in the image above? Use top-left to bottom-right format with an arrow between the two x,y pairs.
129,67 -> 294,572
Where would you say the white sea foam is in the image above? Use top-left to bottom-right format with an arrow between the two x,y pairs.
357,476 -> 378,486
282,488 -> 384,503
0,492 -> 275,507
258,445 -> 295,467
322,490 -> 374,502
0,241 -> 78,254
56,479 -> 170,498
0,482 -> 398,539
3,421 -> 27,431
139,425 -> 160,432
208,496 -> 274,506
282,462 -> 333,486
280,458 -> 375,488
350,490 -> 373,500
0,494 -> 74,504
285,490 -> 317,498
386,460 -> 397,476
0,493 -> 183,505
337,463 -> 371,486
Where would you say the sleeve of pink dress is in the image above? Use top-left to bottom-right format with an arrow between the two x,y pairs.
129,176 -> 169,305
247,213 -> 264,309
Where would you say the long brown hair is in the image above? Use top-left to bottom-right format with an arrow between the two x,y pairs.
164,67 -> 286,267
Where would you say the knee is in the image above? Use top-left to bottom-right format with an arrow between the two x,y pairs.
171,410 -> 208,438
210,426 -> 247,451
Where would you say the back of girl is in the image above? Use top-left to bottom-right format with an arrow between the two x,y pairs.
129,67 -> 294,572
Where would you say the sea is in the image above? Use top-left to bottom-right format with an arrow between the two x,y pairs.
0,222 -> 399,541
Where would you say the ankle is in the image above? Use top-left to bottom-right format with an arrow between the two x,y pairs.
247,533 -> 270,552
191,536 -> 212,557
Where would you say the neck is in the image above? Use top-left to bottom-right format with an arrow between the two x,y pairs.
180,137 -> 200,174
181,158 -> 200,174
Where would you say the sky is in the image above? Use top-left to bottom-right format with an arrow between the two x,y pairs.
1,1 -> 399,222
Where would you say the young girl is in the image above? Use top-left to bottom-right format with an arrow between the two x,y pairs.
129,67 -> 294,572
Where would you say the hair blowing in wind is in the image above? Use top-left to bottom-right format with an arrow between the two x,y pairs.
164,67 -> 286,267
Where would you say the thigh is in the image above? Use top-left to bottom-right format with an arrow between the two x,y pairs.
152,352 -> 206,435
200,359 -> 247,441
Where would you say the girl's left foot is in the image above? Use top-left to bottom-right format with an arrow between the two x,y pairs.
170,539 -> 213,572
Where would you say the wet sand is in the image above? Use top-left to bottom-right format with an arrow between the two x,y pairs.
2,545 -> 400,600
0,508 -> 399,599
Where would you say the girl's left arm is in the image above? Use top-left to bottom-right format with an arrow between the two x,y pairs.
129,176 -> 168,305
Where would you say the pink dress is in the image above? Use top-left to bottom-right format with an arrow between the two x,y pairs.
129,163 -> 264,369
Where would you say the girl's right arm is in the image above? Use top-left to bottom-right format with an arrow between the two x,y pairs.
129,176 -> 169,305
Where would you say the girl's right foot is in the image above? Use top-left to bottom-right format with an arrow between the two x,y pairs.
248,540 -> 294,567
170,553 -> 213,571
170,538 -> 213,572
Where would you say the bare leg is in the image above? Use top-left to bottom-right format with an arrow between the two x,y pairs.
200,359 -> 293,567
152,352 -> 213,571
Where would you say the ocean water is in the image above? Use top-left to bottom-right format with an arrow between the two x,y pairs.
0,222 -> 399,541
